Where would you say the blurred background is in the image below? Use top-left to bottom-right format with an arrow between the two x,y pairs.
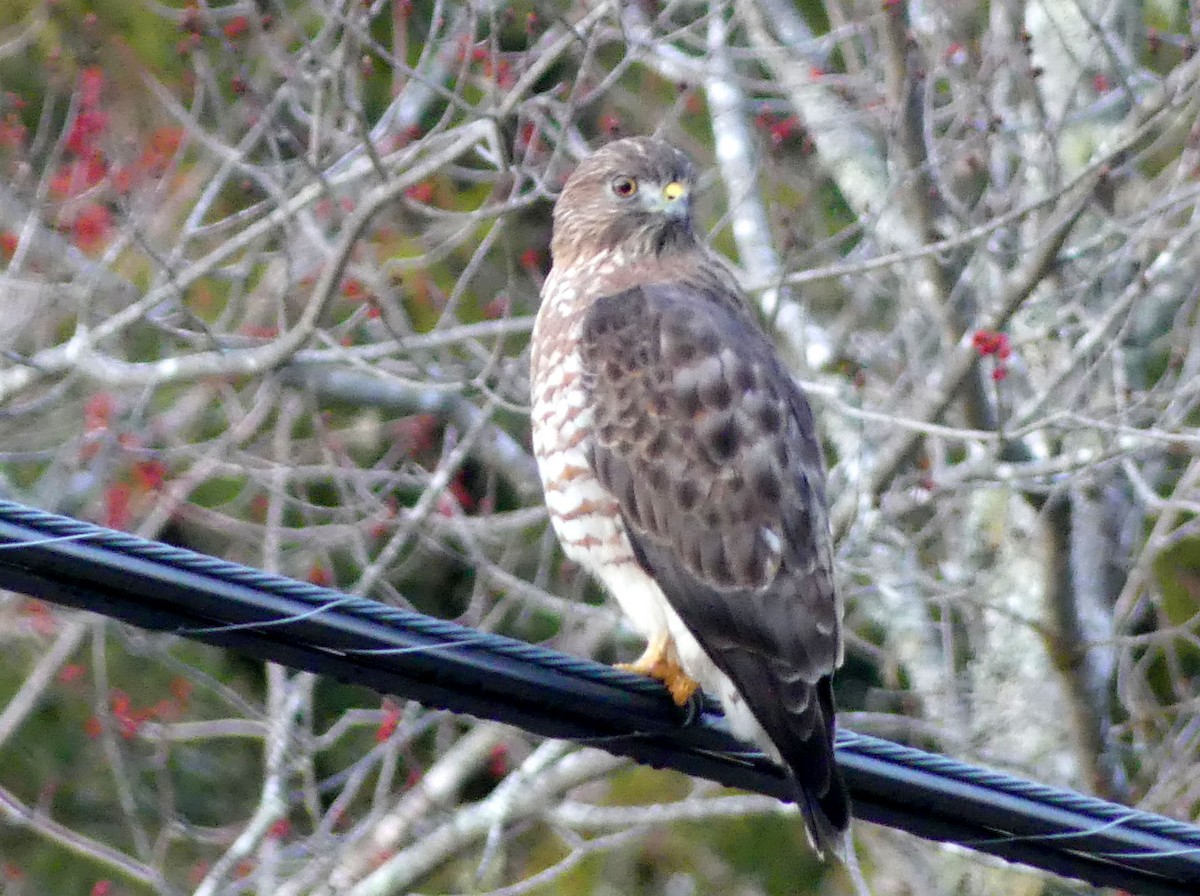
1,1 -> 1198,893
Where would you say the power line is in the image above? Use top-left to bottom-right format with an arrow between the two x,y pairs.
0,499 -> 1197,894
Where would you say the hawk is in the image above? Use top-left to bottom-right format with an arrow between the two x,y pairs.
530,137 -> 849,857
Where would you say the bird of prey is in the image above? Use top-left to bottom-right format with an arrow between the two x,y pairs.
530,136 -> 849,857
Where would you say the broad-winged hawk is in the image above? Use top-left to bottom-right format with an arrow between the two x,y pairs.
531,137 -> 849,857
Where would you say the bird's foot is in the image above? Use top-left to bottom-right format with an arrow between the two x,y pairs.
617,631 -> 699,707
678,688 -> 705,726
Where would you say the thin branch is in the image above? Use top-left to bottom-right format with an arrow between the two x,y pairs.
0,783 -> 166,891
832,181 -> 1094,540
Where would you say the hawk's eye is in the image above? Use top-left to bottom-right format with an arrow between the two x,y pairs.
611,176 -> 638,198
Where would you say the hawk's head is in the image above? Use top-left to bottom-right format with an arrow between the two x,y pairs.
551,137 -> 698,265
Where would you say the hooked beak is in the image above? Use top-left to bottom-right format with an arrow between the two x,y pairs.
646,180 -> 690,218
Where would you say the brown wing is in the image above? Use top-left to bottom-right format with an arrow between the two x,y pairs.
580,282 -> 848,850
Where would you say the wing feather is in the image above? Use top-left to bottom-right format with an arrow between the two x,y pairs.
580,282 -> 849,849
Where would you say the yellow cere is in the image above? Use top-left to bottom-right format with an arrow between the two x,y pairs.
663,181 -> 686,201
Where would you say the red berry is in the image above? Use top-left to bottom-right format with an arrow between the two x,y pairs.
405,182 -> 435,203
73,204 -> 114,253
224,15 -> 250,39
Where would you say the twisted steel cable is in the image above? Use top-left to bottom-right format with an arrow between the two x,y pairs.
0,499 -> 1198,894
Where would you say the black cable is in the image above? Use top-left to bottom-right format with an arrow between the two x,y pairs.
0,499 -> 1197,895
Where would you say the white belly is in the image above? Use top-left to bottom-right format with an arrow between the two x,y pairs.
531,339 -> 669,639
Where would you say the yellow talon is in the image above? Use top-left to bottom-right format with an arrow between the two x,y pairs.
617,630 -> 699,706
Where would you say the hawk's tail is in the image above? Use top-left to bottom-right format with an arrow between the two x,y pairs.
793,763 -> 850,861
776,676 -> 851,861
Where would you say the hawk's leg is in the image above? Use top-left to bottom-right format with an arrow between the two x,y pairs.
617,630 -> 699,707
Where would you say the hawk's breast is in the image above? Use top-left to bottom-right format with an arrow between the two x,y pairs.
531,258 -> 672,640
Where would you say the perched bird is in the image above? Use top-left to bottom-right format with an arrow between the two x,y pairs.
530,137 -> 849,857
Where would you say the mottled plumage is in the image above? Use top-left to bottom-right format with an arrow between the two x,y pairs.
531,137 -> 849,856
